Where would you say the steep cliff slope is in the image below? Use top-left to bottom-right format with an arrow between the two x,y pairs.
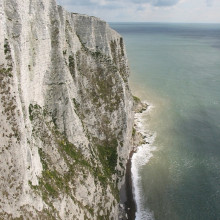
0,0 -> 134,219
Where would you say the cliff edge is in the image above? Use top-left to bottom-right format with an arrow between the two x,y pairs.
0,0 -> 134,219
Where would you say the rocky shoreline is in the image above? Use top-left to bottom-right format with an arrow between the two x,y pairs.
119,98 -> 149,220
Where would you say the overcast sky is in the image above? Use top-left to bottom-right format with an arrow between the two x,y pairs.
57,0 -> 220,23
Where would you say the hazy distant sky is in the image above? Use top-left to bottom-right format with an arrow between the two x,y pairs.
57,0 -> 220,23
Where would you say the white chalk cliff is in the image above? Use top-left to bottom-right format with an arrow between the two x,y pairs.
0,0 -> 134,219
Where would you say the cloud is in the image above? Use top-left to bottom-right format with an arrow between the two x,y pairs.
57,0 -> 95,6
151,0 -> 180,6
57,0 -> 220,22
57,0 -> 124,9
57,0 -> 181,8
137,5 -> 146,11
132,0 -> 180,6
206,0 -> 213,6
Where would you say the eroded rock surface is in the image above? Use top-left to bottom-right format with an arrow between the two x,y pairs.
0,0 -> 134,219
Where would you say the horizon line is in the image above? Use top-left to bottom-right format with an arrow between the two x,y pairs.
108,21 -> 220,24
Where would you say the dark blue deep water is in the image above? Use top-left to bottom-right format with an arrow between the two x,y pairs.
111,23 -> 220,220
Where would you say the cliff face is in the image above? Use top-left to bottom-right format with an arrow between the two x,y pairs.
0,0 -> 134,219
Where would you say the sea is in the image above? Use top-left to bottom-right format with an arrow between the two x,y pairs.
110,22 -> 220,220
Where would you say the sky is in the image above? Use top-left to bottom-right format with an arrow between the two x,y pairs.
56,0 -> 220,23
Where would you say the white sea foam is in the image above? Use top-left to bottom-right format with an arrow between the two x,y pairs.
131,102 -> 156,220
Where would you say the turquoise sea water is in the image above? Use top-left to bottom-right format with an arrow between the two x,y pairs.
110,23 -> 220,220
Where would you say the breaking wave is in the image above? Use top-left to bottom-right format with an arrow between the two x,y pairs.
131,102 -> 156,220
